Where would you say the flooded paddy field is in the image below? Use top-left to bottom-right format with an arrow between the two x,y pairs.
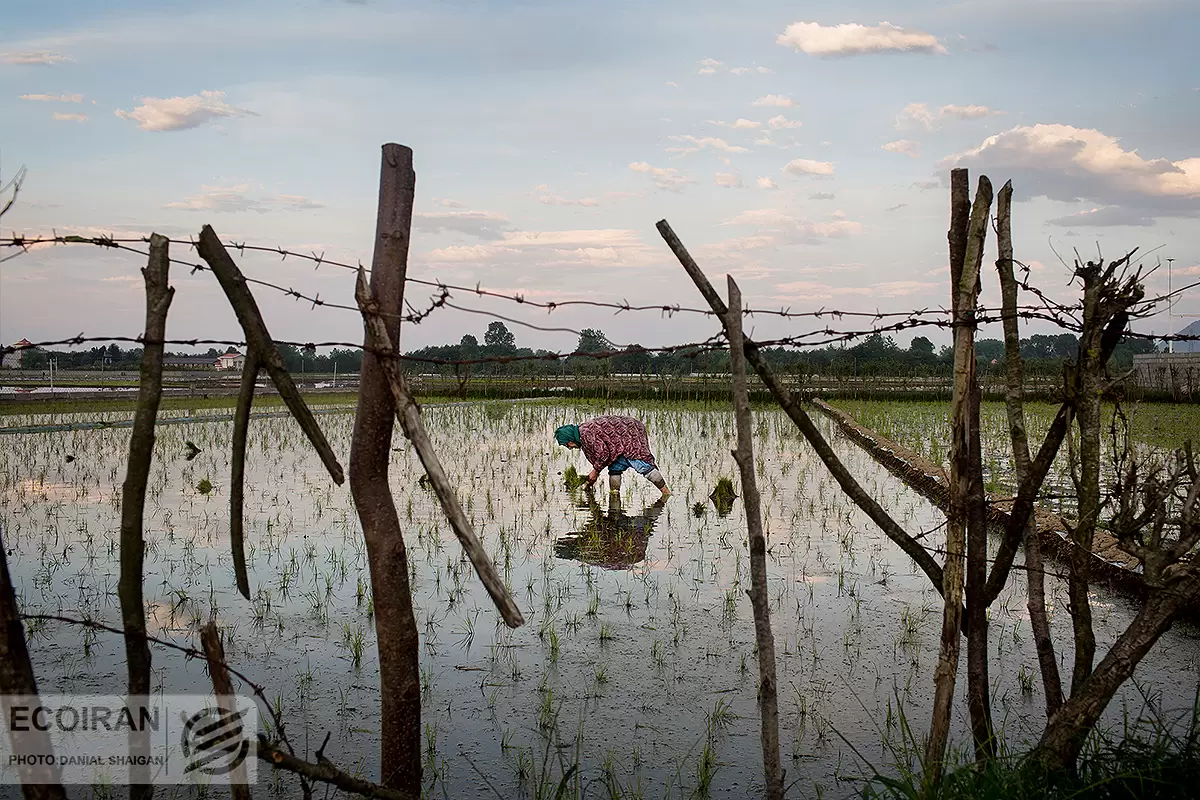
2,400 -> 1198,798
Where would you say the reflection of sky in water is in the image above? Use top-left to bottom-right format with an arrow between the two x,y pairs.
1,402 -> 1198,798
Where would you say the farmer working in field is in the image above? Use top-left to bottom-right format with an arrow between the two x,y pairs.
554,415 -> 671,497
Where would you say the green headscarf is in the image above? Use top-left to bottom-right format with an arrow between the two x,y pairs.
554,424 -> 581,448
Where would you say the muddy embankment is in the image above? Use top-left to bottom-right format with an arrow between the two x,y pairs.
810,398 -> 1160,603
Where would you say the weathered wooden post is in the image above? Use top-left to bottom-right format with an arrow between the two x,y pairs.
349,143 -> 423,793
119,234 -> 173,800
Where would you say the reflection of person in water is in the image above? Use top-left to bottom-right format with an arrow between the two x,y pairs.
555,490 -> 667,570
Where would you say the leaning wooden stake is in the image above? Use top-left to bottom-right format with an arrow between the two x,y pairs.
199,623 -> 251,800
356,268 -> 524,628
657,219 -> 949,598
119,233 -> 173,800
726,276 -> 784,800
196,226 -> 344,485
0,529 -> 67,800
231,350 -> 261,600
994,181 -> 1063,718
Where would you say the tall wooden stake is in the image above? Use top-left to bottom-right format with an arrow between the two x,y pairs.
119,233 -> 173,800
726,276 -> 784,800
349,143 -> 422,794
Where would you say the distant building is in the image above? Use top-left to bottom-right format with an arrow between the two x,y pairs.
1,338 -> 34,369
215,351 -> 247,371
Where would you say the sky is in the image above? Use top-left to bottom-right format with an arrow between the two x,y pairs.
2,0 -> 1198,357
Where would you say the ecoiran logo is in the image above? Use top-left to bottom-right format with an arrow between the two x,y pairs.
1,694 -> 257,786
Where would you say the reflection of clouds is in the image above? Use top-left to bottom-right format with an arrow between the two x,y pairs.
555,494 -> 666,570
3,480 -> 109,504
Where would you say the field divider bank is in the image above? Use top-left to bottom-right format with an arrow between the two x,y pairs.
811,398 -> 1157,600
0,396 -> 550,435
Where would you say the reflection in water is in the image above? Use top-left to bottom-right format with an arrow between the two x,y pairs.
555,492 -> 666,570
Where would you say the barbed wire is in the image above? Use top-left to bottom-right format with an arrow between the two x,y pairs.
1,232 -> 1143,329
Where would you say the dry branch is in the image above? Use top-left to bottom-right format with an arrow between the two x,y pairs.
196,225 -> 344,485
256,741 -> 418,800
119,233 -> 173,800
356,269 -> 525,629
726,276 -> 784,800
231,350 -> 261,600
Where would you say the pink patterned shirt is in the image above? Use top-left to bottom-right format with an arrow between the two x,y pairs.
578,416 -> 657,470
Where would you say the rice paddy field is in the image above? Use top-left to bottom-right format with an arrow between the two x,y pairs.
2,399 -> 1199,799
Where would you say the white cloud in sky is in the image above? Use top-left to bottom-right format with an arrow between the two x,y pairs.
628,161 -> 694,191
115,90 -> 255,132
697,59 -> 773,76
1045,207 -> 1157,227
165,185 -> 324,213
767,115 -> 801,130
1,51 -> 71,65
941,123 -> 1200,221
413,209 -> 510,239
666,135 -> 748,155
898,102 -> 1001,130
782,158 -> 835,176
753,94 -> 795,108
51,112 -> 87,122
882,139 -> 921,158
776,21 -> 946,57
714,171 -> 744,188
757,176 -> 780,190
19,93 -> 83,103
724,208 -> 862,243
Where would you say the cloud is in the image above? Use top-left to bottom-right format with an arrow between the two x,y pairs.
431,198 -> 464,208
724,208 -> 862,243
882,139 -> 921,158
782,158 -> 835,177
767,115 -> 801,130
898,102 -> 1001,130
19,93 -> 83,103
1045,207 -> 1157,227
753,94 -> 795,108
776,21 -> 946,57
665,81 -> 679,88
666,135 -> 748,155
1,51 -> 71,65
773,278 -> 937,301
115,90 -> 255,132
714,171 -> 744,188
810,191 -> 836,200
424,228 -> 660,270
535,192 -> 600,207
628,161 -> 694,191
708,118 -> 762,129
412,209 -> 510,239
940,123 -> 1200,221
757,177 -> 780,190
165,185 -> 325,214
51,112 -> 87,122
697,59 -> 773,76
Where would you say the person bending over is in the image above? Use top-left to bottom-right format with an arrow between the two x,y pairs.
554,415 -> 671,497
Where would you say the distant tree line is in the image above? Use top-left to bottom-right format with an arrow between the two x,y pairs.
10,323 -> 1158,377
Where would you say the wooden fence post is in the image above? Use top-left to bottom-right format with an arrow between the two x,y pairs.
119,233 -> 173,800
726,276 -> 784,800
348,143 -> 423,794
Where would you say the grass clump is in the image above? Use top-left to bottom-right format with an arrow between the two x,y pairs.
562,465 -> 589,491
709,476 -> 738,517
